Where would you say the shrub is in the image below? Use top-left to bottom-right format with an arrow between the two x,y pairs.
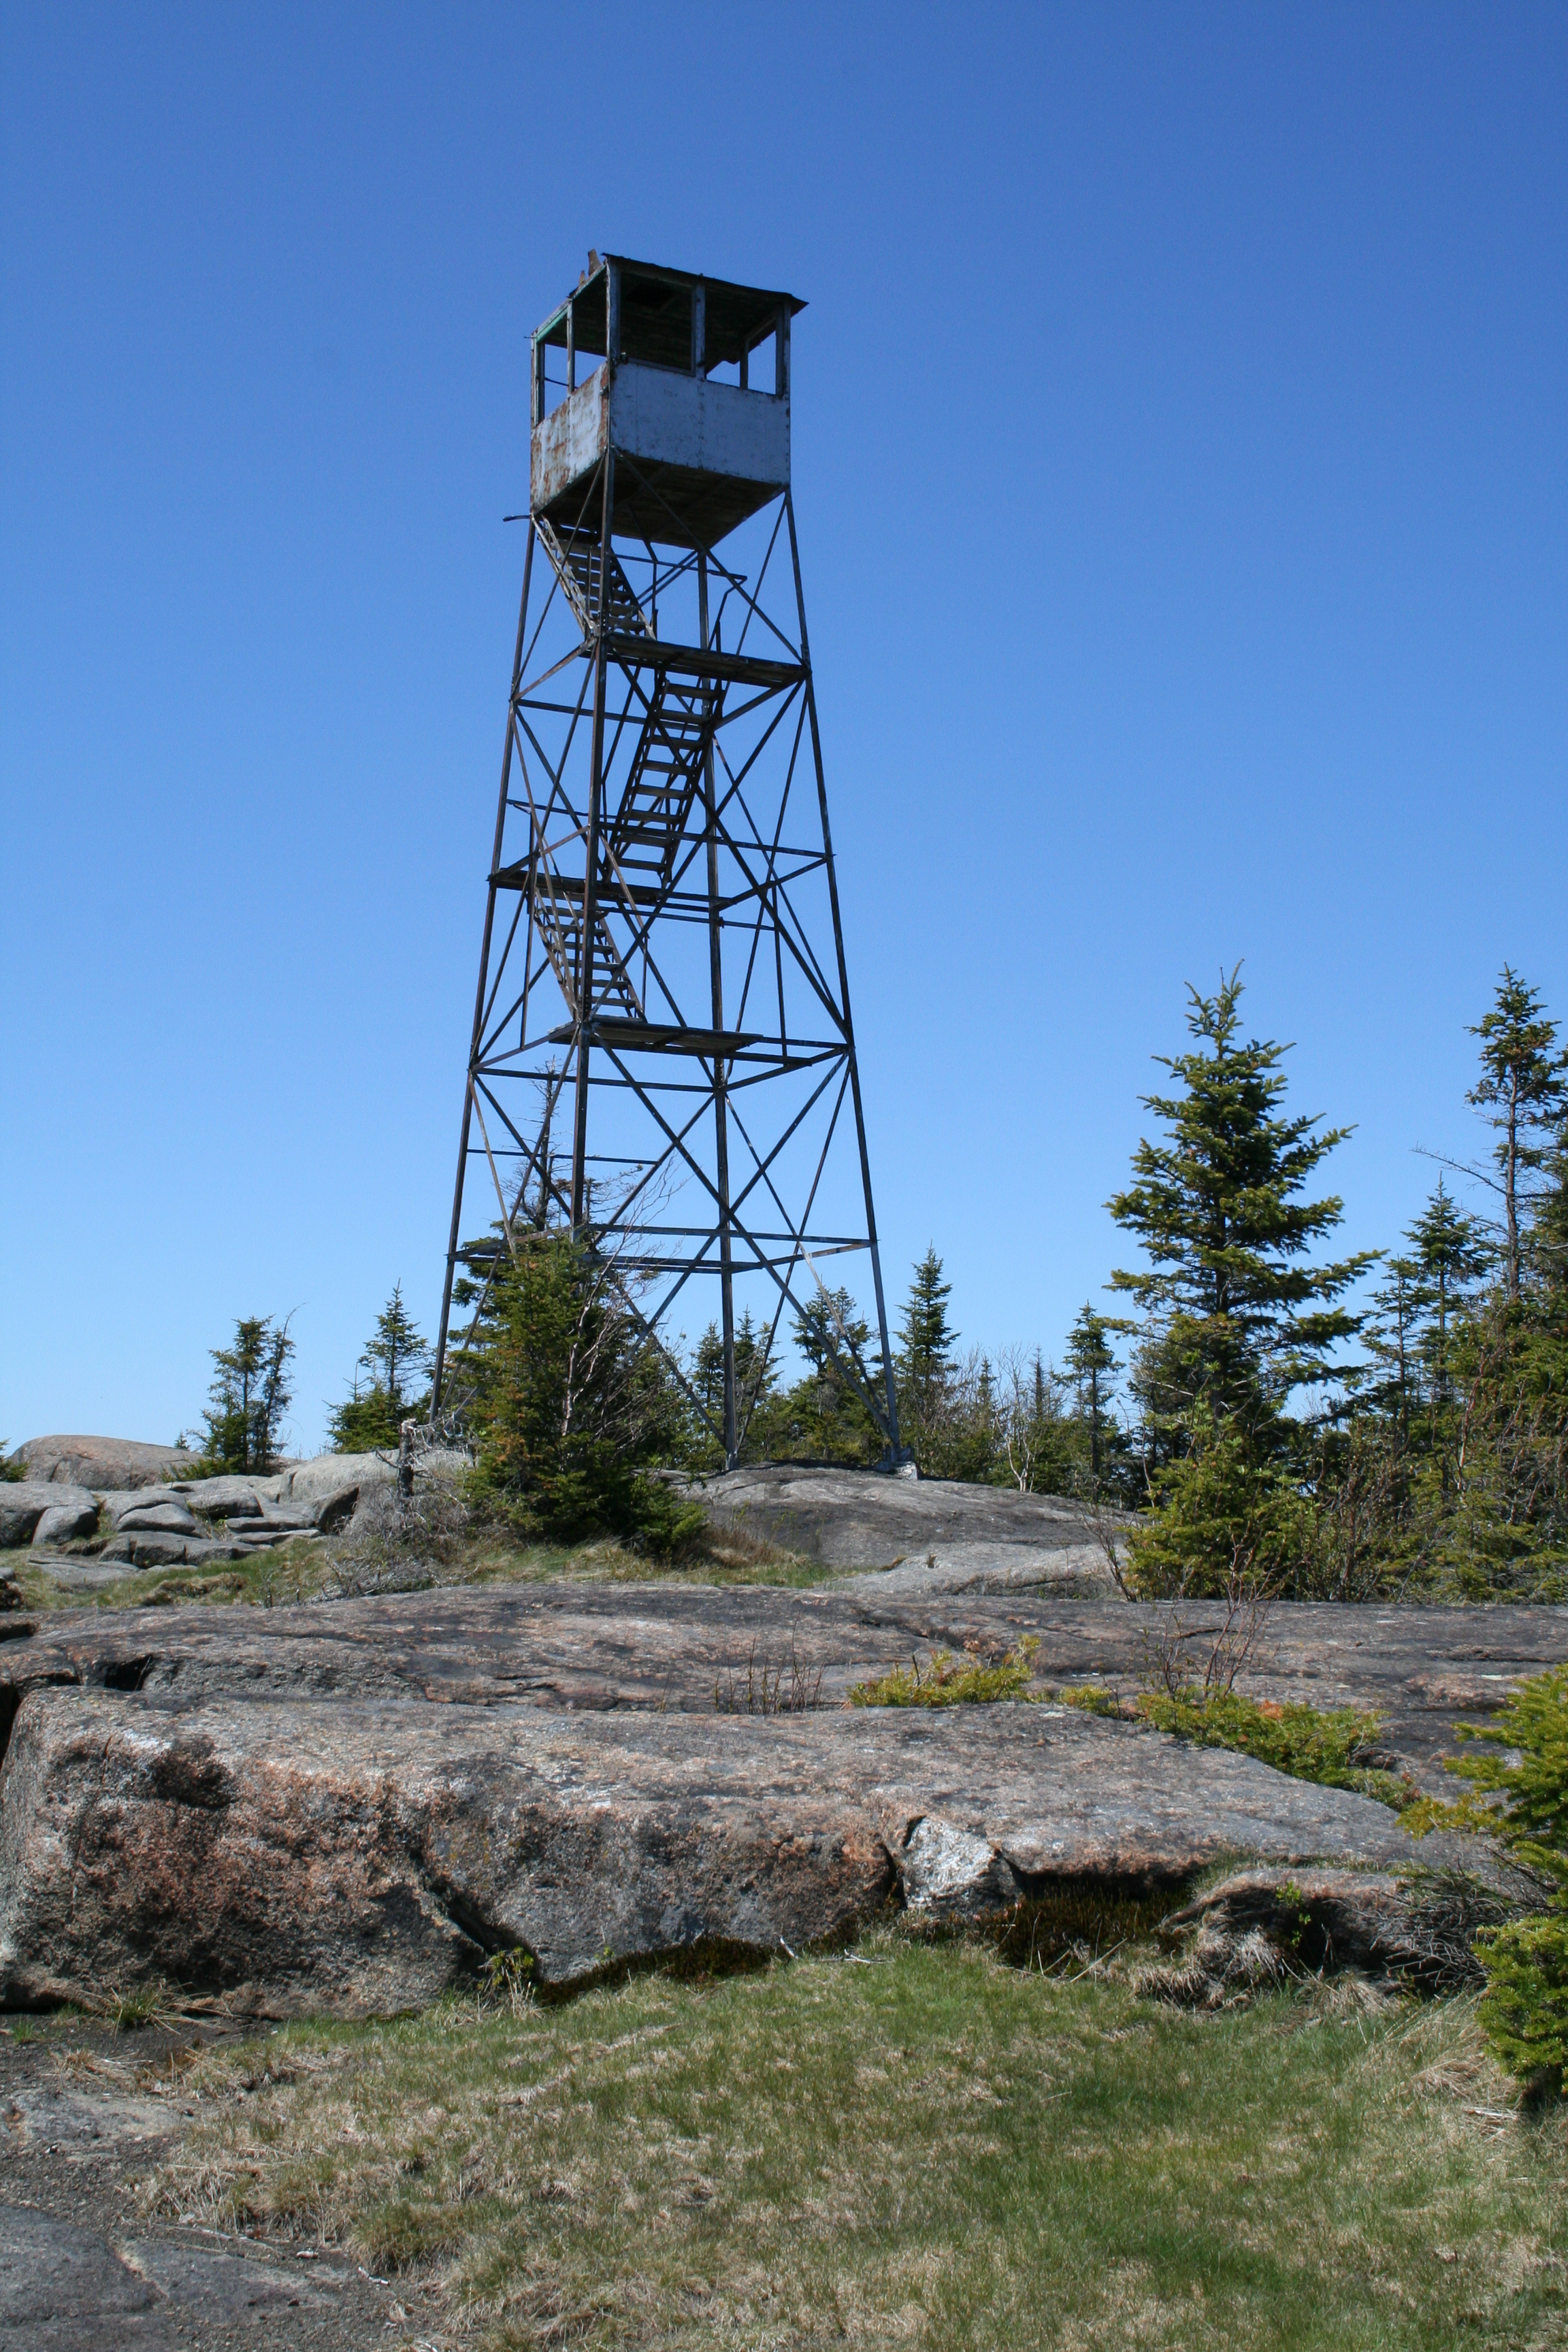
1475,1912 -> 1568,2087
1132,1688 -> 1406,1802
1056,1682 -> 1120,1717
1407,1667 -> 1568,2089
851,1637 -> 1039,1708
1450,1665 -> 1568,1894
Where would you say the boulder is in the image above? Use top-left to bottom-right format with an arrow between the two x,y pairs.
96,1532 -> 201,1569
280,1452 -> 397,1508
31,1498 -> 101,1547
178,1477 -> 273,1521
105,1490 -> 200,1533
0,1687 -> 1426,2014
16,1437 -> 201,1490
223,1519 -> 320,1548
312,1482 -> 362,1533
112,1501 -> 201,1539
684,1462 -> 1123,1590
34,1539 -> 253,1590
0,1483 -> 97,1549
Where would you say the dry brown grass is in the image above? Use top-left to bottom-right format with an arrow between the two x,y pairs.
20,1515 -> 828,1614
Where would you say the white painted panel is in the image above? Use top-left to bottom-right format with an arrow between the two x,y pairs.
609,364 -> 789,487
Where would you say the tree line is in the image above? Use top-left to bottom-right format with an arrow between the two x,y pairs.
180,962 -> 1566,1598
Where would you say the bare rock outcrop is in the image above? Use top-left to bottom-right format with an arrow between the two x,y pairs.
0,1482 -> 99,1550
685,1462 -> 1122,1592
0,1688 -> 1426,2014
0,1576 -> 1562,2017
16,1437 -> 201,1491
3,1583 -> 1561,1778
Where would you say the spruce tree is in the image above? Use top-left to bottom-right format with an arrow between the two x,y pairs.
896,1250 -> 956,1409
466,1232 -> 693,1546
894,1249 -> 959,1473
1364,1254 -> 1422,1453
692,1323 -> 727,1432
203,1316 -> 295,1472
1466,969 -> 1568,1301
1065,1305 -> 1119,1480
794,1286 -> 871,1380
785,1287 -> 881,1463
1107,969 -> 1373,1450
328,1284 -> 431,1454
1408,1181 -> 1490,1406
689,1309 -> 777,1464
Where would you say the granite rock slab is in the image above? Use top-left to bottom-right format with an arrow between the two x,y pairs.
16,1437 -> 201,1492
3,1582 -> 1561,1777
685,1461 -> 1125,1582
0,1687 -> 1426,2013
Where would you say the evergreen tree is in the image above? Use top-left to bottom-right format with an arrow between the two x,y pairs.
466,1232 -> 694,1548
1107,969 -> 1373,1450
896,1249 -> 956,1417
689,1309 -> 777,1464
783,1287 -> 882,1463
1408,1181 -> 1490,1407
1531,1125 -> 1568,1296
327,1284 -> 431,1453
1119,1401 -> 1310,1600
692,1323 -> 727,1431
1065,1305 -> 1119,1480
1363,1254 -> 1422,1453
794,1286 -> 872,1382
202,1316 -> 295,1472
1465,968 -> 1568,1300
733,1309 -> 773,1424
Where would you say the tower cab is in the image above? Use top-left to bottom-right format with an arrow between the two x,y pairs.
531,255 -> 804,550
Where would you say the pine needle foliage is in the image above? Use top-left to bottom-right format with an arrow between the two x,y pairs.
463,1230 -> 699,1551
327,1283 -> 431,1453
1406,1668 -> 1568,2087
1108,968 -> 1374,1450
201,1316 -> 295,1473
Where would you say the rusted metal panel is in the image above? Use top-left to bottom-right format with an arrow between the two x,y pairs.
532,371 -> 610,514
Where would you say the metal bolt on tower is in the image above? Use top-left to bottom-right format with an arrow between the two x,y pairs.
431,252 -> 901,1469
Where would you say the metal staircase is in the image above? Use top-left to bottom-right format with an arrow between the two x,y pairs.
604,675 -> 717,893
536,517 -> 651,640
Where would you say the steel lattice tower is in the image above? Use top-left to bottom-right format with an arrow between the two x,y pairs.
431,252 -> 901,1467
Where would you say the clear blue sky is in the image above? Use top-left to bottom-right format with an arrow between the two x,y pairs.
3,3 -> 1564,1454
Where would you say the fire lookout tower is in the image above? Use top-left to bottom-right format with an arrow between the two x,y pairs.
431,252 -> 901,1467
